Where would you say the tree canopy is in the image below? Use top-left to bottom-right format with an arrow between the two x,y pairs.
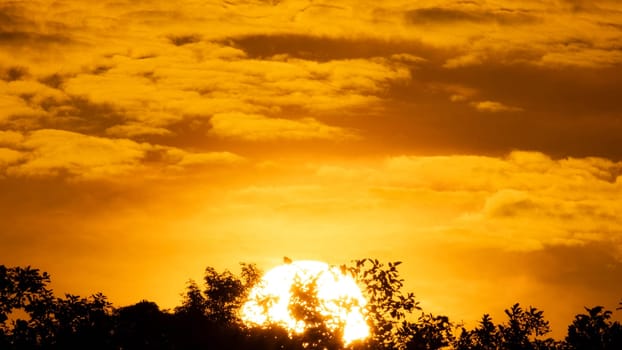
0,263 -> 620,350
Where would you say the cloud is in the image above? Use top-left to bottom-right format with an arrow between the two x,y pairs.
224,34 -> 431,62
443,53 -> 484,68
400,2 -> 622,69
9,129 -> 151,178
405,7 -> 538,26
168,34 -> 202,46
471,100 -> 523,112
164,148 -> 246,167
105,123 -> 173,138
209,112 -> 357,141
0,65 -> 29,81
0,130 -> 24,145
0,0 -> 621,161
179,152 -> 245,166
0,92 -> 46,123
0,31 -> 73,46
0,129 -> 246,179
0,147 -> 22,167
305,151 -> 622,252
482,189 -> 538,218
450,94 -> 468,102
539,48 -> 622,68
56,46 -> 410,140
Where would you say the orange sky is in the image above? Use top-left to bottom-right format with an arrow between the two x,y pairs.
1,0 -> 622,338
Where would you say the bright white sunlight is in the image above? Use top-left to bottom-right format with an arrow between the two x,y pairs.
240,260 -> 370,345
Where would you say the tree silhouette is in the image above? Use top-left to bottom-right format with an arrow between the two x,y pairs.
455,304 -> 557,350
565,306 -> 622,350
499,303 -> 552,350
115,300 -> 171,350
47,293 -> 114,349
176,263 -> 261,325
175,280 -> 207,317
2,262 -> 621,350
1,265 -> 49,349
172,263 -> 262,349
203,266 -> 245,324
0,266 -> 52,324
1,265 -> 117,349
287,274 -> 344,350
400,313 -> 454,350
349,259 -> 420,349
455,314 -> 499,350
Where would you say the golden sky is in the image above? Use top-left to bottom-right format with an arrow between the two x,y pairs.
1,0 -> 622,337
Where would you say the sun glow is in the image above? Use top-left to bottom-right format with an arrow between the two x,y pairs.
241,260 -> 370,345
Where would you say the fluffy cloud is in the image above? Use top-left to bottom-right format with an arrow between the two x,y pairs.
0,130 -> 24,145
8,129 -> 152,178
1,0 -> 621,160
0,129 -> 245,179
56,46 -> 409,140
0,148 -> 22,167
0,93 -> 45,122
210,112 -> 357,141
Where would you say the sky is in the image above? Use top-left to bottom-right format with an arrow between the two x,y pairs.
1,0 -> 622,337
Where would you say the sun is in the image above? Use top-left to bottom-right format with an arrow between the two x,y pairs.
240,260 -> 370,345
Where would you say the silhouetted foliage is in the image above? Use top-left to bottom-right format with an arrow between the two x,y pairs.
115,300 -> 171,350
1,266 -> 52,349
204,266 -> 245,324
455,314 -> 499,350
0,265 -> 115,349
565,306 -> 622,350
171,263 -> 262,349
0,266 -> 51,323
288,275 -> 344,350
499,303 -> 552,350
349,259 -> 420,349
1,263 -> 621,350
175,263 -> 261,325
399,313 -> 454,350
175,280 -> 207,317
243,323 -> 296,350
455,304 -> 560,350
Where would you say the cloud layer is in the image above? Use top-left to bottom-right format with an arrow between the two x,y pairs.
1,0 -> 621,161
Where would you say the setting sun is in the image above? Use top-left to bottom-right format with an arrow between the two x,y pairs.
241,260 -> 369,345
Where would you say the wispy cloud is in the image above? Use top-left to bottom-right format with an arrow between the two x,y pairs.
471,100 -> 523,112
405,7 -> 538,26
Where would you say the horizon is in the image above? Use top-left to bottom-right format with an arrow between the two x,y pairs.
15,255 -> 622,340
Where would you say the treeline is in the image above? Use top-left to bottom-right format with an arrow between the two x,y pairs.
1,261 -> 621,350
